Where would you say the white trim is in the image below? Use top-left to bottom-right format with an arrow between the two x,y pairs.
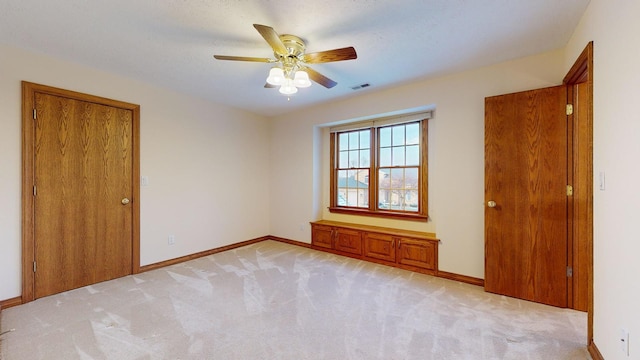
329,111 -> 433,133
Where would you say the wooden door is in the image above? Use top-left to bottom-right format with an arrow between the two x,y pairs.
32,91 -> 134,298
484,85 -> 569,308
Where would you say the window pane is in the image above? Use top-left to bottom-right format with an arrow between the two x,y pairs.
337,190 -> 347,206
392,146 -> 405,166
338,170 -> 348,181
360,149 -> 370,167
356,169 -> 369,187
349,132 -> 359,150
347,191 -> 358,206
359,130 -> 370,149
380,147 -> 391,167
348,150 -> 359,168
378,168 -> 391,190
379,127 -> 391,147
405,167 -> 419,188
406,123 -> 420,145
339,133 -> 349,151
337,170 -> 348,206
394,189 -> 406,209
406,190 -> 419,212
392,125 -> 405,146
347,169 -> 359,179
406,145 -> 419,166
357,188 -> 368,207
390,168 -> 404,189
339,151 -> 349,168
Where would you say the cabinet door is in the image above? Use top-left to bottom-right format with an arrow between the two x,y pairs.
311,224 -> 334,249
363,232 -> 396,262
397,238 -> 435,270
334,228 -> 362,255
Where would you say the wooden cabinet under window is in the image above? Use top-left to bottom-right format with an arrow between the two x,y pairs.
310,220 -> 438,275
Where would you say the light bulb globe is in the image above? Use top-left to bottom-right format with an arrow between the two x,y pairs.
266,67 -> 285,85
293,70 -> 312,88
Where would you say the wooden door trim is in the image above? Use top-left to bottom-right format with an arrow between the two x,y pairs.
21,81 -> 141,303
563,42 -> 594,348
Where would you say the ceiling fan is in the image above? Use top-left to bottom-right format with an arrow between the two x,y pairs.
214,24 -> 357,95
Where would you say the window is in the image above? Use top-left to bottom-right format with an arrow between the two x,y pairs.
330,114 -> 429,220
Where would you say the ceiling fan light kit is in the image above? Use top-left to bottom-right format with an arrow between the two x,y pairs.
266,67 -> 311,94
214,24 -> 357,97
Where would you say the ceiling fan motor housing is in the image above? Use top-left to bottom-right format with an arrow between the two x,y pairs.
278,34 -> 306,59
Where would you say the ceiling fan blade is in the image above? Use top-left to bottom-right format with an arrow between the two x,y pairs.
264,83 -> 276,88
304,67 -> 337,88
213,55 -> 274,62
302,47 -> 357,64
253,24 -> 288,55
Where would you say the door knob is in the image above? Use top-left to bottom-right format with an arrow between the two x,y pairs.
487,200 -> 497,208
121,198 -> 130,205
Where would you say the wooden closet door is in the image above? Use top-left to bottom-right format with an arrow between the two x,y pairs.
33,92 -> 133,298
484,85 -> 569,308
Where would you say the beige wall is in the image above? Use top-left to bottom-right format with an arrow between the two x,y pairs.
0,45 -> 271,300
564,0 -> 640,358
269,49 -> 566,279
7,12 -> 633,356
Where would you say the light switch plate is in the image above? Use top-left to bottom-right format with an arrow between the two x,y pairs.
620,328 -> 629,355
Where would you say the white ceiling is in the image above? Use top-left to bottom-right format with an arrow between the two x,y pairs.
0,0 -> 590,117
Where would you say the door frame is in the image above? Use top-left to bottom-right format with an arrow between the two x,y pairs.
21,81 -> 141,303
563,42 -> 594,349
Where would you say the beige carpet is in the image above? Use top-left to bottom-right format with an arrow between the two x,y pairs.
0,240 -> 589,359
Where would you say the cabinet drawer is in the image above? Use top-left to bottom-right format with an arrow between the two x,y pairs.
334,228 -> 362,255
397,238 -> 436,270
363,232 -> 396,262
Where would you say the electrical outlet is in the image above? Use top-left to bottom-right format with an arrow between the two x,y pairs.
620,328 -> 629,356
168,235 -> 175,245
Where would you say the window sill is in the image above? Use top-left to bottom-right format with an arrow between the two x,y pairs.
328,207 -> 429,222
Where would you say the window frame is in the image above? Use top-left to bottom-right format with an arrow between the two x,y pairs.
329,118 -> 429,221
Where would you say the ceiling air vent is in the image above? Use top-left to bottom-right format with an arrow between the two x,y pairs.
351,83 -> 370,90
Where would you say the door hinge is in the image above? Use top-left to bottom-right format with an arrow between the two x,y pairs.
566,185 -> 573,196
33,185 -> 37,196
566,104 -> 574,116
33,108 -> 37,120
33,261 -> 37,273
567,266 -> 573,277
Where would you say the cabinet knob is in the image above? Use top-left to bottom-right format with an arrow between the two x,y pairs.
487,200 -> 497,208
